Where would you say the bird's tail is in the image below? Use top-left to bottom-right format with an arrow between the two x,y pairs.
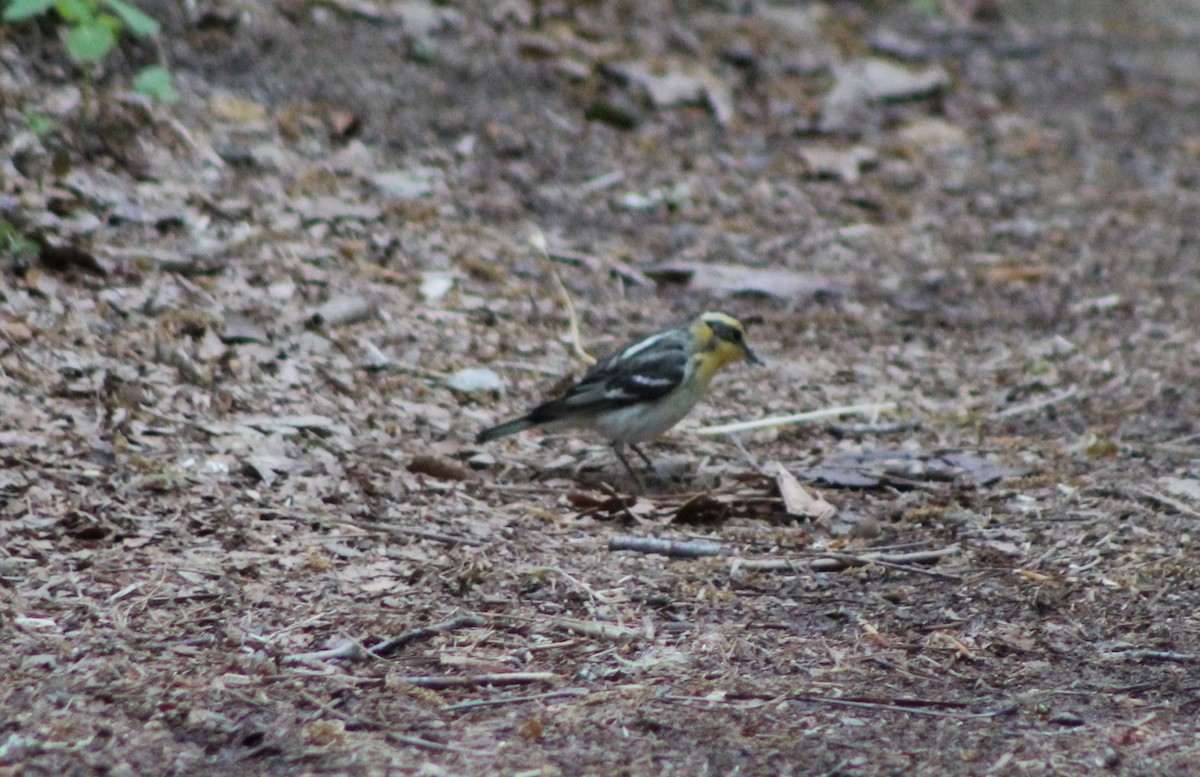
476,416 -> 534,444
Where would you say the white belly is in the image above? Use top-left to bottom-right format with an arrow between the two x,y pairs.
590,381 -> 706,443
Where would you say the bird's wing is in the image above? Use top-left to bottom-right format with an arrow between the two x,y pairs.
526,333 -> 689,422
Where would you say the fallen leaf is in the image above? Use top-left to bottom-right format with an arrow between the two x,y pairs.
672,494 -> 731,525
798,145 -> 878,184
407,455 -> 471,481
766,461 -> 836,520
210,93 -> 268,123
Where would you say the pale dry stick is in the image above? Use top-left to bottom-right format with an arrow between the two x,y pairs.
990,384 -> 1079,419
577,170 -> 625,193
546,566 -> 618,604
491,360 -> 564,377
552,616 -> 641,643
162,116 -> 226,168
283,615 -> 485,665
282,640 -> 367,665
810,549 -> 962,580
661,692 -> 1014,720
694,402 -> 899,436
609,535 -> 732,559
829,419 -> 922,437
787,694 -> 1017,720
391,672 -> 558,689
1103,649 -> 1200,664
1131,487 -> 1200,520
549,264 -> 595,366
729,434 -> 762,471
659,693 -> 787,710
547,247 -> 649,286
442,688 -> 590,712
530,228 -> 595,366
732,545 -> 961,577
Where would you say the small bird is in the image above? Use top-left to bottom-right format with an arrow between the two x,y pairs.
476,311 -> 762,486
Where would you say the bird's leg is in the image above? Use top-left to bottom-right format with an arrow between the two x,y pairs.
629,443 -> 655,469
611,442 -> 646,492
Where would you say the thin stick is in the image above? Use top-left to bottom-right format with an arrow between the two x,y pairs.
390,672 -> 558,689
609,535 -> 732,558
829,420 -> 922,437
788,694 -> 1017,720
991,384 -> 1078,419
547,247 -> 649,286
282,641 -> 367,665
552,616 -> 640,643
1103,650 -> 1199,664
530,228 -> 595,365
343,519 -> 485,547
732,545 -> 960,577
370,614 -> 487,657
662,693 -> 1015,720
694,403 -> 898,436
1131,487 -> 1200,520
549,265 -> 594,366
442,688 -> 590,712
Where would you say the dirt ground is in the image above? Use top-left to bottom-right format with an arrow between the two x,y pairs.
4,0 -> 1200,774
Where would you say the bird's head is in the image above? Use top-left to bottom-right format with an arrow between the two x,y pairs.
692,311 -> 763,379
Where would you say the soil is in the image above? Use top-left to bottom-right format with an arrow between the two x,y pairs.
3,1 -> 1200,775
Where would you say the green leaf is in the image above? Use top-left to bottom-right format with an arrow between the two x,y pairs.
24,111 -> 54,136
0,220 -> 40,261
102,0 -> 158,35
96,10 -> 119,32
53,0 -> 94,23
65,19 -> 115,63
3,0 -> 55,21
132,65 -> 179,103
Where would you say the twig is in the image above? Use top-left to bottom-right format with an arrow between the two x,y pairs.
342,519 -> 485,547
788,694 -> 1017,719
390,672 -> 558,688
1102,649 -> 1200,664
551,616 -> 641,643
660,692 -> 1015,720
576,170 -> 625,193
829,419 -> 922,437
694,403 -> 898,436
530,228 -> 595,365
609,535 -> 732,558
732,545 -> 961,578
282,640 -> 368,665
547,247 -> 649,286
991,384 -> 1078,419
730,435 -> 762,471
442,688 -> 590,712
1130,487 -> 1200,520
370,615 -> 487,657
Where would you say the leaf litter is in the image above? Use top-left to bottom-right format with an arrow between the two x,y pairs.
3,1 -> 1200,775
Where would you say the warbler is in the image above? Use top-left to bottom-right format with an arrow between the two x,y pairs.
476,311 -> 762,485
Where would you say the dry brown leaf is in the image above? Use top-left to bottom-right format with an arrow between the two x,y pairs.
766,461 -> 836,521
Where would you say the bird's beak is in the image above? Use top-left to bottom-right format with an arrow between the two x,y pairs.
744,345 -> 764,365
